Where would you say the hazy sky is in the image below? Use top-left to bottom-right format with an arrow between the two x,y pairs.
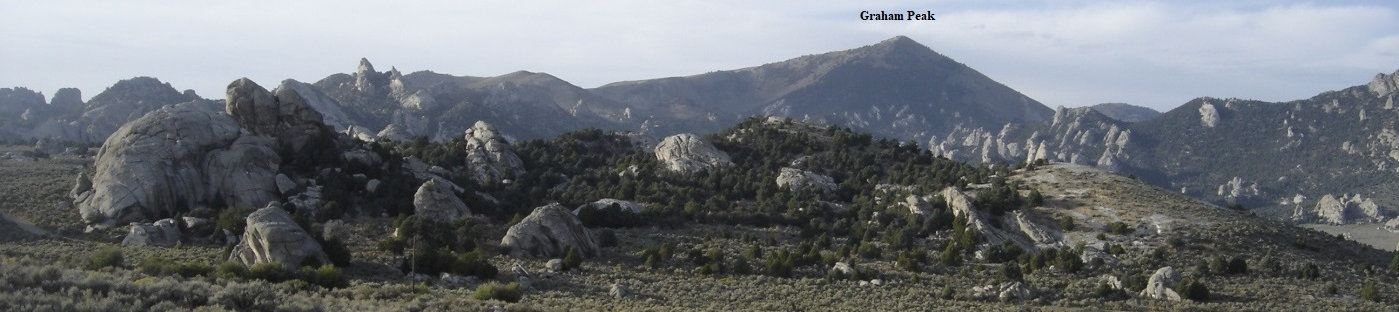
3,0 -> 1397,112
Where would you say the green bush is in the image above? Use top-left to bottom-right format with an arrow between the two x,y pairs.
87,247 -> 124,270
450,248 -> 498,279
320,237 -> 353,267
138,257 -> 213,278
473,282 -> 523,303
247,263 -> 292,282
1105,221 -> 1132,235
313,264 -> 348,288
940,243 -> 962,267
1177,279 -> 1210,302
1359,280 -> 1379,302
216,261 -> 249,280
563,246 -> 583,270
1055,247 -> 1082,274
217,206 -> 258,234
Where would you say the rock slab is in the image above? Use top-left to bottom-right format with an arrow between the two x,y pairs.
500,203 -> 598,258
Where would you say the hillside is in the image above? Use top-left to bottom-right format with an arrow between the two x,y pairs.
1,117 -> 1395,310
593,36 -> 1053,141
933,69 -> 1399,225
1089,103 -> 1159,122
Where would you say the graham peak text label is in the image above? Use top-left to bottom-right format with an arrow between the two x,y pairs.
860,10 -> 935,21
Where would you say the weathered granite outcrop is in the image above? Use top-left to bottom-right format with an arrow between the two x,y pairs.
463,121 -> 524,184
500,203 -> 598,258
654,133 -> 731,173
229,203 -> 329,267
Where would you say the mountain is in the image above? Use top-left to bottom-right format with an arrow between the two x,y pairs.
1090,103 -> 1160,122
0,77 -> 202,144
592,36 -> 1053,142
932,69 -> 1399,223
2,36 -> 1049,145
304,58 -> 623,141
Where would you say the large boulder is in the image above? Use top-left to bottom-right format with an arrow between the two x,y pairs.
229,203 -> 329,267
226,78 -> 328,154
413,179 -> 471,222
775,167 -> 836,193
462,121 -> 524,184
122,218 -> 182,247
654,133 -> 732,173
74,78 -> 331,228
501,203 -> 599,258
1140,266 -> 1182,301
75,100 -> 279,228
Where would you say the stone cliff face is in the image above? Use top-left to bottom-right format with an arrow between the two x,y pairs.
75,78 -> 330,228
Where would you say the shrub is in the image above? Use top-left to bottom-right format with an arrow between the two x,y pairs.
1105,222 -> 1132,235
1122,272 -> 1148,292
857,243 -> 881,259
1359,280 -> 1379,302
1001,262 -> 1023,281
1094,280 -> 1124,299
216,261 -> 249,280
377,237 -> 406,254
451,248 -> 498,279
563,246 -> 583,270
473,282 -> 523,303
247,263 -> 292,283
139,256 -> 175,275
597,229 -> 618,248
405,245 -> 455,275
940,243 -> 962,267
1055,247 -> 1083,274
320,237 -> 353,267
732,257 -> 753,275
87,247 -> 124,270
1058,215 -> 1075,231
217,206 -> 258,234
1298,263 -> 1321,280
314,265 -> 348,288
1226,257 -> 1248,275
213,281 -> 276,311
1176,279 -> 1210,302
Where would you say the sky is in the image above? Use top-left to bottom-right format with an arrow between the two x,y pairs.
2,0 -> 1397,112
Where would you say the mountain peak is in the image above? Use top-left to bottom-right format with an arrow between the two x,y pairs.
357,58 -> 376,75
862,35 -> 932,55
1369,68 -> 1398,96
878,35 -> 916,46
